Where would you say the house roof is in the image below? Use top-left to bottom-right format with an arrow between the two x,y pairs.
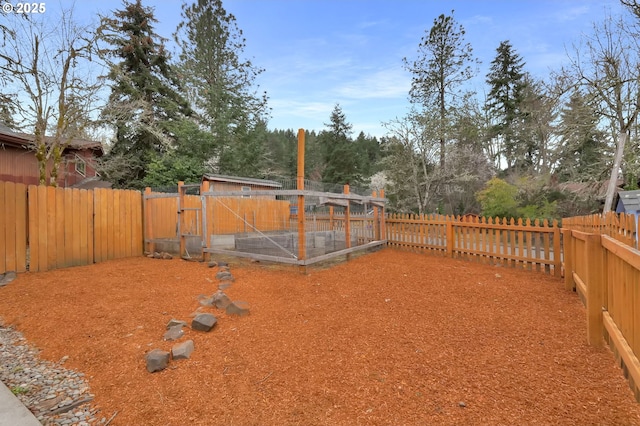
202,174 -> 282,188
616,190 -> 640,213
0,125 -> 104,153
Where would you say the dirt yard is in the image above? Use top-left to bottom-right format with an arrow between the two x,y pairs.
0,248 -> 639,425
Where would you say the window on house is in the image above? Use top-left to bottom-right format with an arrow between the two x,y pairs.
75,155 -> 86,177
241,186 -> 251,198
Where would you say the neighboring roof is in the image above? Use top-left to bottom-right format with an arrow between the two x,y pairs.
616,190 -> 640,213
0,125 -> 103,153
202,174 -> 282,188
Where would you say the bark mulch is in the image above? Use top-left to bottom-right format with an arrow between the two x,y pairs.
0,248 -> 639,425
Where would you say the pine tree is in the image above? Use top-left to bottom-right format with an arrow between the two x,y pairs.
175,0 -> 269,171
555,91 -> 609,182
97,0 -> 192,189
320,104 -> 361,186
485,40 -> 528,173
403,10 -> 478,169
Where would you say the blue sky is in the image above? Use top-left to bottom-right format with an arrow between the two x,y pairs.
61,0 -> 627,138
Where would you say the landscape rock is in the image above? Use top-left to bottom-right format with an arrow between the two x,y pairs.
162,252 -> 173,260
0,271 -> 17,287
207,261 -> 218,268
171,340 -> 194,360
218,281 -> 232,290
197,294 -> 214,307
217,261 -> 229,267
215,271 -> 234,281
212,291 -> 232,309
226,301 -> 250,316
219,265 -> 230,272
163,325 -> 184,341
146,349 -> 170,373
191,313 -> 217,332
166,319 -> 187,330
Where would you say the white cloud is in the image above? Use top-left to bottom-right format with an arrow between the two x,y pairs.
333,67 -> 410,100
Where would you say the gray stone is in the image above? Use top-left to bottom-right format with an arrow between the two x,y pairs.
212,291 -> 231,309
219,265 -> 230,272
171,340 -> 194,360
163,325 -> 184,341
146,349 -> 170,373
207,261 -> 218,268
0,271 -> 17,287
197,294 -> 214,306
217,261 -> 229,267
215,271 -> 234,281
218,281 -> 232,290
191,313 -> 217,332
226,301 -> 250,316
165,319 -> 187,330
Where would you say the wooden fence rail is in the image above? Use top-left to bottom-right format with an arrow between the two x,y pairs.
385,213 -> 562,277
0,181 -> 143,274
564,228 -> 640,400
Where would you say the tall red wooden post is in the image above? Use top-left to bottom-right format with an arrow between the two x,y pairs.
297,129 -> 306,265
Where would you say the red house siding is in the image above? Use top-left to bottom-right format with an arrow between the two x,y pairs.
0,138 -> 102,187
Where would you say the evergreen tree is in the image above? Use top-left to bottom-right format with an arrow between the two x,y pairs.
485,40 -> 528,173
98,0 -> 192,189
403,10 -> 478,169
175,0 -> 269,171
353,131 -> 382,178
555,91 -> 609,182
320,104 -> 361,185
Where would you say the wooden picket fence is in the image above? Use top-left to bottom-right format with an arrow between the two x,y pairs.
385,213 -> 562,277
563,212 -> 638,249
0,181 -> 143,274
563,226 -> 640,400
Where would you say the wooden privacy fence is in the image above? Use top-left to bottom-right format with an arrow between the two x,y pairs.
563,212 -> 638,249
0,181 -> 143,274
385,214 -> 562,277
563,228 -> 640,400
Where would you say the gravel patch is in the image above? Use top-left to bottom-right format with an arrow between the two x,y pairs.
0,323 -> 104,425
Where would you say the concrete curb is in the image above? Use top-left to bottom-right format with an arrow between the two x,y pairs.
0,381 -> 41,426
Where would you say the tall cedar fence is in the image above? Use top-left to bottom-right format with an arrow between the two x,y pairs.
0,181 -> 142,274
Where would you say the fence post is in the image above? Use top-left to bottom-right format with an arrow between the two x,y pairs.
562,229 -> 574,291
143,187 -> 154,254
297,129 -> 306,265
380,189 -> 386,241
372,191 -> 380,241
200,180 -> 210,262
344,184 -> 351,260
446,219 -> 453,258
178,181 -> 185,258
585,233 -> 605,347
553,222 -> 562,278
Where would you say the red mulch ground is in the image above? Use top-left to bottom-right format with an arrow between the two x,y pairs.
0,248 -> 639,425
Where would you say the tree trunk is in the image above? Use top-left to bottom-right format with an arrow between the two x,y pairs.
602,131 -> 627,213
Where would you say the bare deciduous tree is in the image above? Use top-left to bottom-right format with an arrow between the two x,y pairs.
566,13 -> 640,212
0,7 -> 100,185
